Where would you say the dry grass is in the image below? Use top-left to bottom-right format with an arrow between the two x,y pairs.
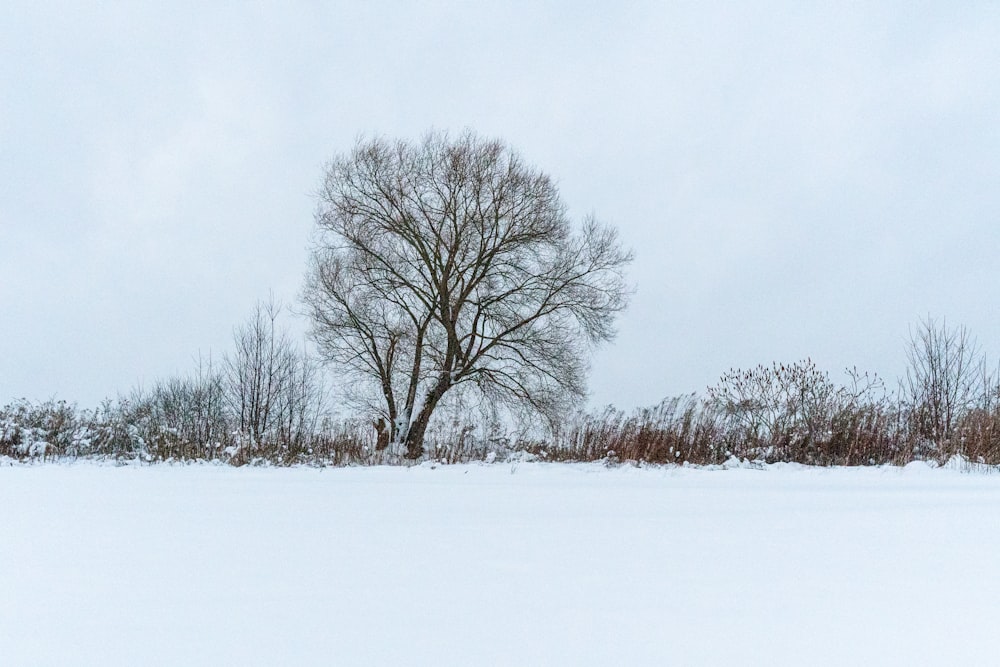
8,319 -> 1000,468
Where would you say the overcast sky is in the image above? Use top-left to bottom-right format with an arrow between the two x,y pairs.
3,1 -> 999,410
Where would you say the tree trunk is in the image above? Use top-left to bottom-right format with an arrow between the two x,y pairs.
402,377 -> 451,459
403,413 -> 431,459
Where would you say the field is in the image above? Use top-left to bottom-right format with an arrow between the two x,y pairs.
2,462 -> 999,665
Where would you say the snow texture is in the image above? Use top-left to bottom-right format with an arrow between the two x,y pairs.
2,462 -> 999,666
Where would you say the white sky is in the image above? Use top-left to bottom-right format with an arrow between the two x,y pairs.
2,1 -> 999,410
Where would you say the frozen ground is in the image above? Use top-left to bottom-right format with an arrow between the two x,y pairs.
2,461 -> 999,666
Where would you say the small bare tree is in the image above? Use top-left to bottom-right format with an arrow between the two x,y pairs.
274,342 -> 327,453
903,316 -> 984,456
305,130 -> 632,458
145,354 -> 228,459
224,298 -> 325,459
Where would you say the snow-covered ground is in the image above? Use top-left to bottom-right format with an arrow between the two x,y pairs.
2,462 -> 999,666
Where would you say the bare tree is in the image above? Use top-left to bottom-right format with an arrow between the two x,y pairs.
144,353 -> 228,459
304,130 -> 632,458
224,297 -> 325,459
903,316 -> 985,455
274,341 -> 327,453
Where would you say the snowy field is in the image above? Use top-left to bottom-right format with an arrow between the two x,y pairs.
2,462 -> 999,666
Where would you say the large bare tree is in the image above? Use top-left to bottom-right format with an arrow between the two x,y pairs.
304,131 -> 632,458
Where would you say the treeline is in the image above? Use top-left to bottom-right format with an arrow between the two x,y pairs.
1,298 -> 364,466
548,318 -> 1000,466
3,317 -> 999,467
